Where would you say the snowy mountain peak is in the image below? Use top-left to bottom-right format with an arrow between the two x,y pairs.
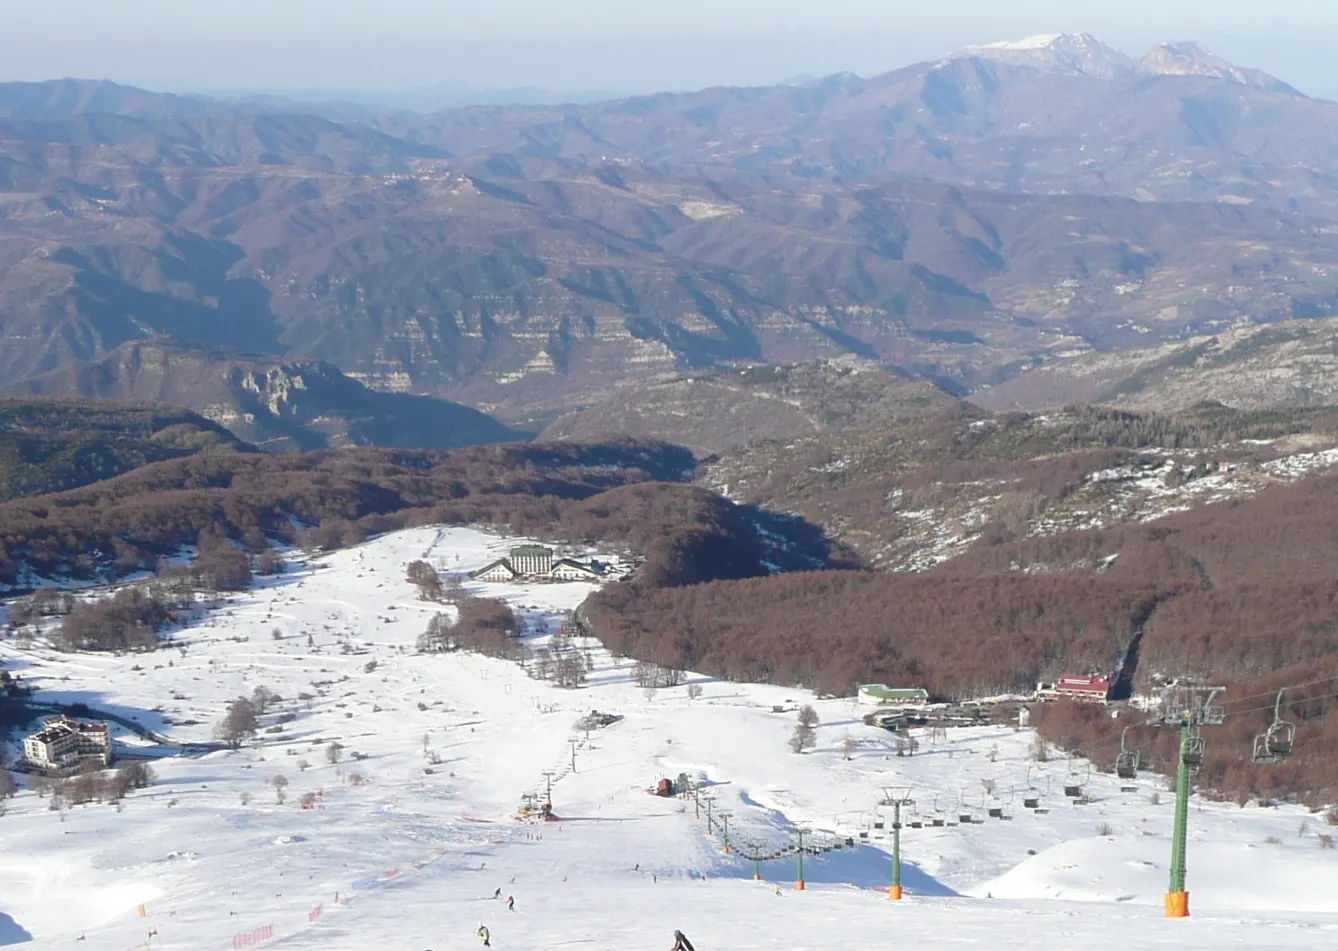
954,32 -> 1136,78
971,33 -> 1064,52
1137,41 -> 1298,94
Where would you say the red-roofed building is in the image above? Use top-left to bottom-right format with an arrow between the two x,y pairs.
1037,675 -> 1112,704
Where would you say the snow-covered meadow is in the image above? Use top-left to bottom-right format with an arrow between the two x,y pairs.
2,526 -> 1337,950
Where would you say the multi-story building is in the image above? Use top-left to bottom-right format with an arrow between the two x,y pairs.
21,716 -> 112,771
508,545 -> 554,576
470,546 -> 607,583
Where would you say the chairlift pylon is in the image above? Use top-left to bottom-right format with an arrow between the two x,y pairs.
1252,688 -> 1296,764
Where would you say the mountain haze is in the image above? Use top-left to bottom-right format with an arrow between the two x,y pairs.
2,35 -> 1338,418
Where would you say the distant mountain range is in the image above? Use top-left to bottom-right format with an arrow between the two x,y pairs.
0,78 -> 626,123
2,35 -> 1338,420
955,33 -> 1296,92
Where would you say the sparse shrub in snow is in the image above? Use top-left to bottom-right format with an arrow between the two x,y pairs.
364,660 -> 378,673
790,705 -> 818,753
633,660 -> 683,689
687,684 -> 703,702
257,550 -> 284,576
111,762 -> 154,799
297,759 -> 310,772
250,685 -> 279,715
216,698 -> 260,748
1149,792 -> 1161,806
1095,821 -> 1114,836
406,560 -> 443,601
1319,834 -> 1335,850
0,769 -> 16,799
1265,835 -> 1283,845
326,741 -> 345,765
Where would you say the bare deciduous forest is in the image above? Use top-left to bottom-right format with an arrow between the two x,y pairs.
582,467 -> 1338,802
0,439 -> 805,590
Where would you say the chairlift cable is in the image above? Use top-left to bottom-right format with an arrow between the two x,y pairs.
1219,673 -> 1338,709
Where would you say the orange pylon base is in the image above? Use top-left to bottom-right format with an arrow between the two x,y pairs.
1165,891 -> 1189,918
753,872 -> 760,880
889,885 -> 903,900
795,880 -> 806,891
722,846 -> 730,854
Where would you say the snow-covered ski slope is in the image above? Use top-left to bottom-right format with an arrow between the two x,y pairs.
2,526 -> 1337,950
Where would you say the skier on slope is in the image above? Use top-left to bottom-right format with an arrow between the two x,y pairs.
670,928 -> 696,951
506,894 -> 515,911
477,923 -> 491,947
493,887 -> 502,899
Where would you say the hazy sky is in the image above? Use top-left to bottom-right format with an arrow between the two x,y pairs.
4,0 -> 1338,99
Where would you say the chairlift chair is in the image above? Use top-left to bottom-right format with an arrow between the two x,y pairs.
1116,725 -> 1141,781
1182,732 -> 1205,769
1252,689 -> 1296,764
1063,756 -> 1090,797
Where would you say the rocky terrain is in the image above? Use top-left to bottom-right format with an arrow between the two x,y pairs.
541,357 -> 1338,570
544,357 -> 958,455
3,36 -> 1338,419
3,339 -> 519,451
972,316 -> 1338,413
697,402 -> 1338,569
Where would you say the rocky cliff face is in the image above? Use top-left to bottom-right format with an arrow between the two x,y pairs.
4,339 -> 519,452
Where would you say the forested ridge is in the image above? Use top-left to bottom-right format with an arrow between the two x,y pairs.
0,399 -> 245,503
0,438 -> 823,589
581,465 -> 1338,802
